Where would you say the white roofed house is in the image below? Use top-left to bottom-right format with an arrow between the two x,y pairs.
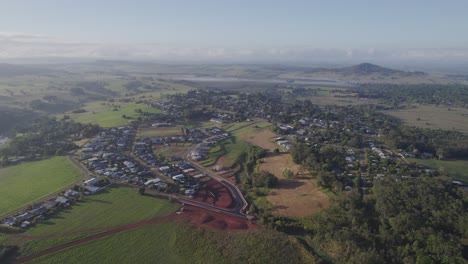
84,178 -> 99,186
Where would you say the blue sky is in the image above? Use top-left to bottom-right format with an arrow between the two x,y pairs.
0,0 -> 467,63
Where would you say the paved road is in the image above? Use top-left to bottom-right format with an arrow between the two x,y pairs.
182,123 -> 264,217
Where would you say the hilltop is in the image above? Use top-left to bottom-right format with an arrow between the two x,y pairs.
335,63 -> 426,76
278,62 -> 438,84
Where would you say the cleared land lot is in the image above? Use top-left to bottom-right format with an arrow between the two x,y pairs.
386,105 -> 468,134
64,101 -> 161,127
26,186 -> 179,236
0,156 -> 81,216
238,125 -> 330,217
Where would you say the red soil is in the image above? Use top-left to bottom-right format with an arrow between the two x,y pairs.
192,179 -> 235,209
181,205 -> 256,231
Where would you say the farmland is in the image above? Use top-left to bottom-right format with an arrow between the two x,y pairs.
28,224 -> 314,264
408,158 -> 468,182
0,157 -> 81,217
386,105 -> 468,134
0,186 -> 180,259
64,101 -> 162,127
25,186 -> 179,236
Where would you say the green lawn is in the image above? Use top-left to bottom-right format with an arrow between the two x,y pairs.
223,139 -> 250,167
26,186 -> 179,236
29,224 -> 313,264
137,126 -> 184,138
198,138 -> 250,168
0,187 -> 180,259
231,121 -> 271,138
408,158 -> 468,183
0,157 -> 81,216
65,101 -> 161,127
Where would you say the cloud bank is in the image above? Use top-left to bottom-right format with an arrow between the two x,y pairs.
0,32 -> 467,67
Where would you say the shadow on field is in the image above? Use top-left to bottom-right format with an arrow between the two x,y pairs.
275,179 -> 304,189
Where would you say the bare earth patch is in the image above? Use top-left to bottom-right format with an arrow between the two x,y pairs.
240,126 -> 330,217
267,179 -> 330,217
239,127 -> 277,150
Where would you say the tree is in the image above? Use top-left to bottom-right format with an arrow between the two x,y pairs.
282,168 -> 294,179
436,148 -> 446,160
138,187 -> 145,195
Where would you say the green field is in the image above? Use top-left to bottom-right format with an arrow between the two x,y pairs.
408,158 -> 468,182
199,138 -> 250,167
64,101 -> 162,127
230,121 -> 271,137
0,157 -> 81,216
26,186 -> 179,236
137,126 -> 184,138
386,105 -> 468,134
29,224 -> 313,264
0,187 -> 180,259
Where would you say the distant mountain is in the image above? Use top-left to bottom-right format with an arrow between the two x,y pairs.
333,63 -> 426,76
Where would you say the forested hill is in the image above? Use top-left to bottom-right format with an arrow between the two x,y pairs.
336,63 -> 426,76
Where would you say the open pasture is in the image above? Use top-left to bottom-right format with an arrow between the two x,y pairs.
386,105 -> 468,134
0,156 -> 81,217
64,101 -> 161,127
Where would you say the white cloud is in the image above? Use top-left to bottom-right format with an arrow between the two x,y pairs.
0,32 -> 467,66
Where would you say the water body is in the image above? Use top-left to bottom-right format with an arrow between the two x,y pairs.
167,75 -> 355,87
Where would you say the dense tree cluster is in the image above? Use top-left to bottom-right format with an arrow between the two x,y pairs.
305,176 -> 467,263
0,107 -> 38,135
382,125 -> 468,159
0,117 -> 100,158
352,84 -> 468,107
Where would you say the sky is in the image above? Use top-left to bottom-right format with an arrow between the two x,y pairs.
0,0 -> 467,66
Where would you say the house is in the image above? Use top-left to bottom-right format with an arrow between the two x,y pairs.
144,178 -> 161,186
84,178 -> 99,186
172,175 -> 185,183
84,186 -> 100,194
185,189 -> 195,196
43,201 -> 57,210
192,173 -> 204,179
159,166 -> 170,172
123,161 -> 136,168
210,118 -> 224,124
30,206 -> 47,216
21,221 -> 32,228
16,212 -> 35,222
55,196 -> 69,204
64,190 -> 80,198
